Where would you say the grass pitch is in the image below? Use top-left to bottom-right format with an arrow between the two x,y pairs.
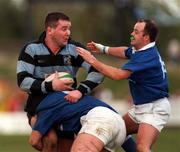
0,128 -> 180,152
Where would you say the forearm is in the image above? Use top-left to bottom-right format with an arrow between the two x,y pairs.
77,47 -> 131,80
18,75 -> 53,94
108,46 -> 128,58
89,58 -> 130,80
94,43 -> 128,58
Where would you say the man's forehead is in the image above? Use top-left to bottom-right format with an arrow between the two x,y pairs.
58,20 -> 71,26
134,22 -> 145,31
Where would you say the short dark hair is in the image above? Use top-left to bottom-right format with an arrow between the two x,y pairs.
45,12 -> 70,29
138,19 -> 158,42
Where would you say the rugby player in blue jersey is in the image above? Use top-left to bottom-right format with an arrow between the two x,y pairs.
76,19 -> 171,152
29,92 -> 127,152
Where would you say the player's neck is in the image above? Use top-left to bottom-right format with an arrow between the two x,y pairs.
45,37 -> 62,55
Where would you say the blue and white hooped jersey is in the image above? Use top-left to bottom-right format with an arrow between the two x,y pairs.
122,44 -> 169,105
17,32 -> 104,115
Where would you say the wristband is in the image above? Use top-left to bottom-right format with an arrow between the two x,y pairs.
102,46 -> 109,54
95,43 -> 109,54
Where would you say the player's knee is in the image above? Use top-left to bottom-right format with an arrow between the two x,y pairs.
71,142 -> 102,152
71,133 -> 104,152
71,144 -> 88,152
136,142 -> 149,152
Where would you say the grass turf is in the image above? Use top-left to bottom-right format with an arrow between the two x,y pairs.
0,128 -> 180,152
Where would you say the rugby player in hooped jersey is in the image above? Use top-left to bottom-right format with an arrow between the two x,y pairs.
76,19 -> 171,152
17,12 -> 105,152
17,12 -> 136,152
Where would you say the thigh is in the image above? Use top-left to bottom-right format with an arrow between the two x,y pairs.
123,113 -> 139,135
71,133 -> 104,152
137,123 -> 159,148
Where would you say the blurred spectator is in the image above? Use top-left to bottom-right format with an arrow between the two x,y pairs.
98,88 -> 113,101
0,79 -> 11,111
167,38 -> 180,68
91,87 -> 113,102
5,87 -> 27,112
0,78 -> 27,112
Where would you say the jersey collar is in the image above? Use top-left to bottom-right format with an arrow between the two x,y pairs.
132,42 -> 156,53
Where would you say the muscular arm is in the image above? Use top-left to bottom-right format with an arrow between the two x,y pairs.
108,46 -> 128,59
77,47 -> 132,80
87,41 -> 128,59
88,57 -> 131,80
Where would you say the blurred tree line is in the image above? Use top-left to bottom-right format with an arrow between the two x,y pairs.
0,0 -> 180,100
0,0 -> 180,56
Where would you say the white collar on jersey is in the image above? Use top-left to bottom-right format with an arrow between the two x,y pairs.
132,42 -> 156,53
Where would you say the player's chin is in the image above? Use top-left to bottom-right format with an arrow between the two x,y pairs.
63,39 -> 69,45
130,41 -> 135,45
62,42 -> 68,46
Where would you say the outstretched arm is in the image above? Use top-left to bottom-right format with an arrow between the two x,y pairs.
76,47 -> 131,80
87,41 -> 128,59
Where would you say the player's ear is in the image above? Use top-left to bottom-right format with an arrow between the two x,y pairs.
46,26 -> 53,35
143,34 -> 150,42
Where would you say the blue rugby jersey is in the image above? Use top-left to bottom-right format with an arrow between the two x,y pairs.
17,32 -> 104,115
122,43 -> 169,105
33,92 -> 116,135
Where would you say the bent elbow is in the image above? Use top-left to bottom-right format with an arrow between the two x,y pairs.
110,71 -> 129,80
109,74 -> 123,80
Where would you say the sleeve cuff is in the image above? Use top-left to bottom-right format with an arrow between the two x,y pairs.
77,85 -> 87,95
45,81 -> 53,92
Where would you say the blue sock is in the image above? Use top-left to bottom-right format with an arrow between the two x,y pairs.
121,135 -> 136,152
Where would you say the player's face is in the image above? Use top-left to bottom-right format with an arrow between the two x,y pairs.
130,22 -> 147,50
51,20 -> 71,47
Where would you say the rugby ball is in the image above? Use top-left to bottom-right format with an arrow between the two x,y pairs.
45,72 -> 74,86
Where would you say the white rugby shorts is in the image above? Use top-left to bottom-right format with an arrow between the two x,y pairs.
79,107 -> 126,151
128,97 -> 171,132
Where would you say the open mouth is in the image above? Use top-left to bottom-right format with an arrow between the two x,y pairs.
63,38 -> 69,43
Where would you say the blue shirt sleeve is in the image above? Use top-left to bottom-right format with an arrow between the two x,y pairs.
124,47 -> 132,59
122,48 -> 159,73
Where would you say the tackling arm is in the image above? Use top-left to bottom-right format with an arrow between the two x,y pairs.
87,41 -> 128,59
76,47 -> 131,80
